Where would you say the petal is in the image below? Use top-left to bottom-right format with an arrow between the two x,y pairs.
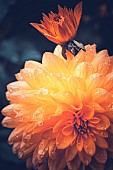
92,88 -> 109,104
20,68 -> 37,88
41,128 -> 55,140
12,142 -> 20,154
56,133 -> 75,149
2,117 -> 20,128
69,77 -> 86,95
7,81 -> 30,92
48,150 -> 66,170
88,102 -> 105,112
89,158 -> 105,170
91,128 -> 108,138
68,50 -> 85,75
95,134 -> 108,149
18,143 -> 36,159
76,135 -> 83,152
104,72 -> 113,91
74,62 -> 94,79
62,110 -> 75,121
52,90 -> 75,105
2,104 -> 16,117
94,147 -> 107,164
42,52 -> 67,73
53,119 -> 66,134
8,123 -> 28,144
67,155 -> 81,170
65,144 -> 77,162
78,149 -> 92,165
62,125 -> 74,136
26,157 -> 33,169
89,117 -> 100,124
37,139 -> 49,163
53,45 -> 65,60
91,50 -> 108,72
103,111 -> 113,123
74,2 -> 82,26
85,44 -> 96,62
83,136 -> 96,156
106,133 -> 113,152
82,105 -> 94,120
95,114 -> 110,130
86,73 -> 105,92
25,60 -> 41,69
48,140 -> 56,159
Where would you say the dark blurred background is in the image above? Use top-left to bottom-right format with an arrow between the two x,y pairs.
0,0 -> 113,169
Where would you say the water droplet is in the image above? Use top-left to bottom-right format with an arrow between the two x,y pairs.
38,121 -> 43,126
98,64 -> 102,70
109,103 -> 113,111
88,150 -> 93,155
75,58 -> 79,62
2,122 -> 7,127
47,116 -> 50,120
35,88 -> 48,95
24,133 -> 32,140
84,160 -> 89,165
32,114 -> 38,120
9,89 -> 13,93
15,116 -> 24,121
15,135 -> 19,139
21,95 -> 25,99
8,139 -> 13,145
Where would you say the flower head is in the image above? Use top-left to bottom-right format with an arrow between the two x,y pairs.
2,45 -> 113,170
31,2 -> 82,44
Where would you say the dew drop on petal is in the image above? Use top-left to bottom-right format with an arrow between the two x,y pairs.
84,160 -> 89,165
24,133 -> 32,140
47,116 -> 50,120
21,95 -> 25,99
38,121 -> 43,126
9,89 -> 13,93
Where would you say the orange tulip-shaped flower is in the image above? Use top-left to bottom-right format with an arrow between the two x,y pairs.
31,2 -> 82,45
2,44 -> 113,170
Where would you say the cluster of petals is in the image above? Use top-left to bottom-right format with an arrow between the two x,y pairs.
2,44 -> 113,170
31,2 -> 82,44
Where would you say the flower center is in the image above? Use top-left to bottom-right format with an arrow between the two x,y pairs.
75,118 -> 88,134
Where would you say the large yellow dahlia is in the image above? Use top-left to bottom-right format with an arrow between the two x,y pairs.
2,44 -> 113,170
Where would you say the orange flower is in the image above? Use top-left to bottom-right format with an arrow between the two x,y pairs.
31,2 -> 82,44
2,44 -> 113,170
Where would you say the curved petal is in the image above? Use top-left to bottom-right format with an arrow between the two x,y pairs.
83,136 -> 96,156
52,90 -> 75,105
74,62 -> 94,80
95,134 -> 108,149
74,2 -> 82,26
82,105 -> 94,120
48,140 -> 56,159
65,144 -> 77,162
67,155 -> 81,170
62,125 -> 74,136
78,149 -> 92,165
56,133 -> 76,149
48,150 -> 66,170
95,114 -> 110,130
92,88 -> 109,104
94,147 -> 107,164
76,134 -> 83,152
42,52 -> 67,73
